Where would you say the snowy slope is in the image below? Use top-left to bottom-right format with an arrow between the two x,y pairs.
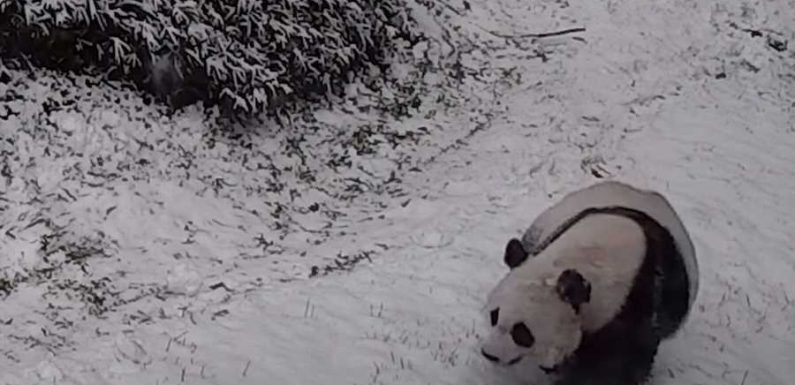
1,0 -> 794,384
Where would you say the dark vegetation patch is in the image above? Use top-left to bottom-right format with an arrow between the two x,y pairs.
0,0 -> 424,117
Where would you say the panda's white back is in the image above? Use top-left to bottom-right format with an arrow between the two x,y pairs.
497,213 -> 648,333
521,180 -> 698,317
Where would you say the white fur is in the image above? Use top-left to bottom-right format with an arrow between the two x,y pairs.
521,180 -> 698,315
482,213 -> 647,368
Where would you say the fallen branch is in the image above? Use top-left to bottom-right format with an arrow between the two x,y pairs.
437,0 -> 464,16
486,27 -> 586,40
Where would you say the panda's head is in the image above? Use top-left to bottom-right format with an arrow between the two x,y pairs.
480,239 -> 591,370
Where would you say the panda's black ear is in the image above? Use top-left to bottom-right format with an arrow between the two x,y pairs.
504,238 -> 528,269
555,269 -> 591,312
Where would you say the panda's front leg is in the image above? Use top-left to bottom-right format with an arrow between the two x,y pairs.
551,354 -> 626,385
602,320 -> 660,385
553,323 -> 660,385
621,324 -> 660,385
552,356 -> 651,385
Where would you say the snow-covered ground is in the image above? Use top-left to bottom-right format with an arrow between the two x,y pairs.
1,0 -> 794,384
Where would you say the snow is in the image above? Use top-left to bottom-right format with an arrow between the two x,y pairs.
1,0 -> 794,384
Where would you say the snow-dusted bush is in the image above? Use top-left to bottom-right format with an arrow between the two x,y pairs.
0,0 -> 420,114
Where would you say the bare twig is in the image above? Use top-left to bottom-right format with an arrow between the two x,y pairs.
437,0 -> 464,16
242,360 -> 251,377
484,27 -> 586,40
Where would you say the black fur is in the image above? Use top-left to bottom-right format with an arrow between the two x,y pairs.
531,206 -> 690,385
556,269 -> 592,313
504,238 -> 529,269
655,236 -> 691,339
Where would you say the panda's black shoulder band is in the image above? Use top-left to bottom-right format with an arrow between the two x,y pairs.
531,205 -> 664,253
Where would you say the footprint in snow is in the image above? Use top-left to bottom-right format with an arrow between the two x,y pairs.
410,230 -> 454,249
114,333 -> 151,366
33,360 -> 64,382
166,263 -> 203,297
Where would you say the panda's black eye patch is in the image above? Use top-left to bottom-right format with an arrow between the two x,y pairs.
490,308 -> 499,326
511,322 -> 535,348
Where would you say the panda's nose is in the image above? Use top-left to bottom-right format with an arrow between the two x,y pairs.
481,349 -> 500,363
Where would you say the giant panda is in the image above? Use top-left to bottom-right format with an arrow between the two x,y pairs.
480,180 -> 698,385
